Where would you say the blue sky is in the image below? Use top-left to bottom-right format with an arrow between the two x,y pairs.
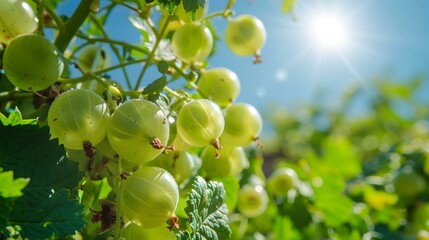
207,0 -> 429,112
57,0 -> 429,121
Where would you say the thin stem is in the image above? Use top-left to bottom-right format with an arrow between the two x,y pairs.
111,0 -> 154,21
225,0 -> 236,10
89,14 -> 132,89
96,58 -> 148,75
34,0 -> 45,35
58,72 -> 122,95
134,15 -> 172,90
43,3 -> 67,32
168,61 -> 196,82
200,10 -> 230,22
111,0 -> 142,14
58,58 -> 148,84
54,0 -> 94,52
113,158 -> 122,239
0,91 -> 33,101
75,33 -> 149,55
163,86 -> 182,99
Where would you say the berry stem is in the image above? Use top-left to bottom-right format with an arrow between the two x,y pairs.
166,61 -> 197,82
0,91 -> 33,101
75,33 -> 149,54
34,0 -> 45,36
163,86 -> 182,99
58,58 -> 148,87
113,157 -> 123,239
41,0 -> 67,32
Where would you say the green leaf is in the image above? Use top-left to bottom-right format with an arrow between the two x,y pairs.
176,195 -> 189,218
308,137 -> 361,178
313,177 -> 354,227
80,178 -> 112,214
157,60 -> 169,74
0,197 -> 15,227
0,108 -> 37,126
218,176 -> 239,211
323,137 -> 361,178
143,76 -> 168,95
0,171 -> 29,198
281,0 -> 297,14
183,0 -> 205,13
157,0 -> 181,14
177,176 -> 231,240
274,216 -> 302,240
0,125 -> 85,190
0,124 -> 85,238
9,189 -> 85,238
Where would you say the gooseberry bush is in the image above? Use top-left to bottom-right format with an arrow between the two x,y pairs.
0,0 -> 271,239
4,1 -> 427,240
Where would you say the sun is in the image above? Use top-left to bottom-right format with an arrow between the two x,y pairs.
310,13 -> 348,49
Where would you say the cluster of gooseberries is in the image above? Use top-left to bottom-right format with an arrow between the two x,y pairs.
0,0 -> 274,238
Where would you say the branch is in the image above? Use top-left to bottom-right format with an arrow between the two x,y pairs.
54,0 -> 95,52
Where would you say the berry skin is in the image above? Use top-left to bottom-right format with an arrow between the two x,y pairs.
107,99 -> 170,164
120,166 -> 179,228
47,89 -> 110,150
172,22 -> 213,64
237,184 -> 269,218
225,15 -> 266,58
176,99 -> 224,148
197,67 -> 241,108
3,34 -> 64,91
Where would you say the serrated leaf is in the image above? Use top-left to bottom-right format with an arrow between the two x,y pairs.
177,176 -> 231,240
0,125 -> 85,190
10,189 -> 85,238
0,108 -> 37,126
282,0 -> 297,14
157,0 -> 181,14
143,76 -> 168,95
0,171 -> 29,198
0,124 -> 85,238
183,0 -> 205,13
